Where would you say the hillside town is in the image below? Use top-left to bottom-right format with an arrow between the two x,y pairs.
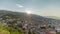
0,10 -> 60,34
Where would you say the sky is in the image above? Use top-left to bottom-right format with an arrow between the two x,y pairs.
0,0 -> 60,17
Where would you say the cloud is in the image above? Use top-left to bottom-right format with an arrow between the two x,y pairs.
16,4 -> 23,8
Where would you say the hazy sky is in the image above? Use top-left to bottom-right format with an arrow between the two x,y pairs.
0,0 -> 60,17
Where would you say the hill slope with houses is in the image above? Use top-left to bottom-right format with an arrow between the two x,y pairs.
0,10 -> 60,34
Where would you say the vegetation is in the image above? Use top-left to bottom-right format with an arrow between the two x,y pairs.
56,32 -> 60,34
0,25 -> 23,34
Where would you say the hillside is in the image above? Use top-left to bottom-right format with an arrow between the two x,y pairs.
0,10 -> 60,34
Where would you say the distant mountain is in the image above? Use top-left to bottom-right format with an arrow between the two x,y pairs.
46,16 -> 60,20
